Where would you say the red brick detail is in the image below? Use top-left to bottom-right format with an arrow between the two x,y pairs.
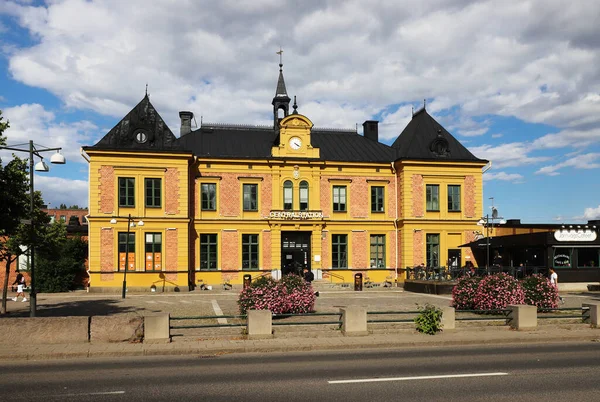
320,177 -> 331,217
413,230 -> 424,266
222,231 -> 239,269
100,228 -> 114,280
321,235 -> 330,268
99,166 -> 114,214
220,174 -> 240,217
387,178 -> 397,219
463,230 -> 476,264
262,231 -> 272,269
261,175 -> 272,217
352,231 -> 367,268
350,178 -> 368,218
398,175 -> 404,218
464,176 -> 476,218
101,273 -> 114,281
412,174 -> 424,217
165,168 -> 180,215
165,229 -> 178,272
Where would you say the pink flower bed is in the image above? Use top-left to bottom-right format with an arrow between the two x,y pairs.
473,273 -> 525,311
451,276 -> 482,310
521,274 -> 559,310
238,275 -> 316,315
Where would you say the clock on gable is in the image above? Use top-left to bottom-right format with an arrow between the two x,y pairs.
289,136 -> 302,150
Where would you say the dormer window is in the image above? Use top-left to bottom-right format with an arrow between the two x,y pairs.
134,129 -> 148,144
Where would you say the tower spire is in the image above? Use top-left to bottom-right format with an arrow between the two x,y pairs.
272,48 -> 291,129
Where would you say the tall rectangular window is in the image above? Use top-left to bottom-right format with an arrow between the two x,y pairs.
242,234 -> 259,270
283,181 -> 293,210
299,181 -> 309,211
426,234 -> 440,267
426,184 -> 439,211
448,185 -> 461,212
243,184 -> 258,211
118,232 -> 135,271
371,186 -> 384,213
332,186 -> 347,212
145,178 -> 161,208
119,177 -> 135,207
201,183 -> 216,211
370,235 -> 386,268
145,233 -> 162,271
200,234 -> 218,270
332,234 -> 348,268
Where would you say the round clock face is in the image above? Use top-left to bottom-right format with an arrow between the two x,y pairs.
289,137 -> 302,150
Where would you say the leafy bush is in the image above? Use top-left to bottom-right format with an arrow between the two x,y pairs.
521,274 -> 559,311
451,276 -> 482,310
238,274 -> 316,315
473,273 -> 525,311
414,303 -> 443,335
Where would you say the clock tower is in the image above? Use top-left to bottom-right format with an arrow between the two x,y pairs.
272,62 -> 290,129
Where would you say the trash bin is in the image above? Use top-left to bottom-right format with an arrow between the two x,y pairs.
354,273 -> 363,291
243,274 -> 252,289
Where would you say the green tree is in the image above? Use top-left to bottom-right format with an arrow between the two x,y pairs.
0,110 -> 49,313
35,222 -> 87,293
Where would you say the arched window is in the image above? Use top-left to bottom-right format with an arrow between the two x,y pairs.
299,181 -> 309,211
283,180 -> 293,210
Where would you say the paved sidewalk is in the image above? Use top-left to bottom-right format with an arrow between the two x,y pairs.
2,324 -> 599,361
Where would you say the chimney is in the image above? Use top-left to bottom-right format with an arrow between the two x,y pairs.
179,111 -> 194,137
363,120 -> 379,142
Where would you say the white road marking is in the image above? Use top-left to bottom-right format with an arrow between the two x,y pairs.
211,299 -> 228,324
328,372 -> 509,384
57,391 -> 125,397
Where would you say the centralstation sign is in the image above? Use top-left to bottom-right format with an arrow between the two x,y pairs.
269,211 -> 324,220
554,229 -> 597,242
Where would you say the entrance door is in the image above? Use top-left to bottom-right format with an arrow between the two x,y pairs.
281,231 -> 311,276
448,249 -> 461,269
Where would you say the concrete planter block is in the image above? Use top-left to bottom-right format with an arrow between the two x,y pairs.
90,315 -> 144,343
441,307 -> 455,330
508,305 -> 537,330
340,307 -> 368,336
0,317 -> 89,345
247,310 -> 273,339
583,303 -> 600,328
144,314 -> 171,343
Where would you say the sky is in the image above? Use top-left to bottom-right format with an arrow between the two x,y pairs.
0,0 -> 599,223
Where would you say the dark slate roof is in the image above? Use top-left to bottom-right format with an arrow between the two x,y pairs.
391,108 -> 486,163
273,65 -> 290,102
177,124 -> 397,163
87,95 -> 182,151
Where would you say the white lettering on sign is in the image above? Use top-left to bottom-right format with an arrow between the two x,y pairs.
269,211 -> 324,220
554,229 -> 597,242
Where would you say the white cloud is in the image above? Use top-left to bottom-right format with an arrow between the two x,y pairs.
582,205 -> 600,220
469,142 -> 550,168
35,175 -> 88,209
535,153 -> 600,176
0,0 -> 598,150
483,171 -> 524,183
0,103 -> 98,165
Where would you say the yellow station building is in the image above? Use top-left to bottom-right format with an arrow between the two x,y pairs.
83,64 -> 488,292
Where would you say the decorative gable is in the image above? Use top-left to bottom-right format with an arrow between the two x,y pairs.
271,114 -> 320,158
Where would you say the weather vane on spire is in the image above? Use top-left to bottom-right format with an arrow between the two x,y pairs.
276,47 -> 283,68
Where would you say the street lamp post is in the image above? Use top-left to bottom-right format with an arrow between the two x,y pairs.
110,215 -> 144,299
0,140 -> 66,317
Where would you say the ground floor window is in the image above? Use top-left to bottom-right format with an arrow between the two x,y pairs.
145,233 -> 162,271
242,234 -> 259,270
118,232 -> 135,271
332,234 -> 348,268
553,247 -> 572,268
200,234 -> 218,270
370,235 -> 385,268
577,248 -> 599,268
426,234 -> 440,267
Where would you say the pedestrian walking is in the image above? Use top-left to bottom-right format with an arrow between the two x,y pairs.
12,274 -> 27,302
549,268 -> 564,304
303,267 -> 319,297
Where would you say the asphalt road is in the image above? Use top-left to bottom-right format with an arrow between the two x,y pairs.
1,342 -> 599,401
